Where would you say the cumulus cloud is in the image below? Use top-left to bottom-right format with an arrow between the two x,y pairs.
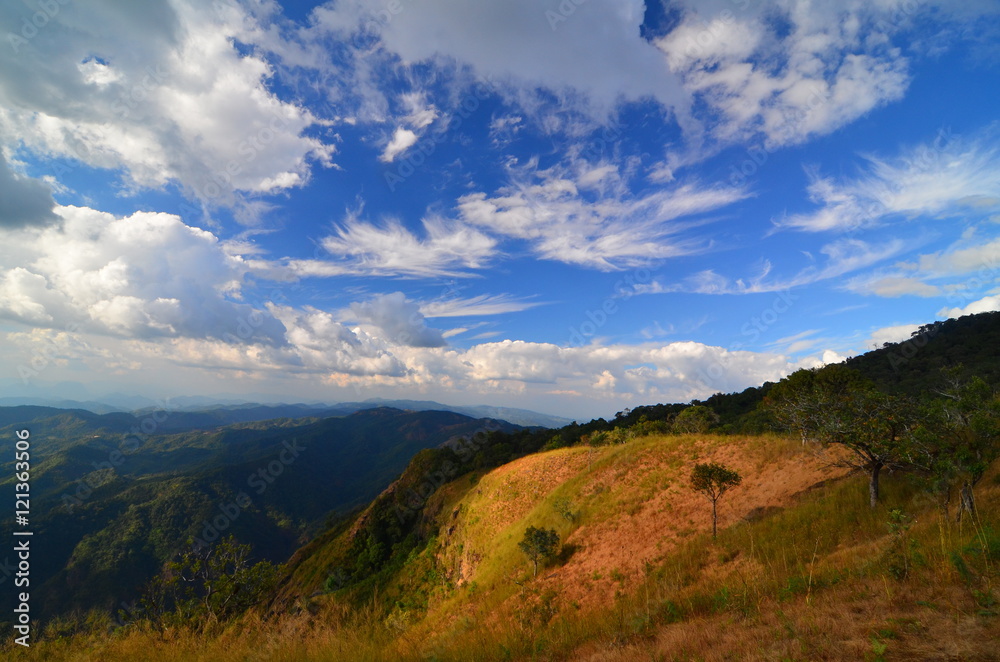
938,295 -> 1000,319
0,153 -> 57,228
334,0 -> 688,123
0,205 -> 286,342
868,323 -> 921,347
267,304 -> 409,375
350,292 -> 446,347
0,0 -> 333,210
384,338 -> 834,406
656,0 -> 920,149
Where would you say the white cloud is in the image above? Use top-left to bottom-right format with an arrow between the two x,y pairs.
0,205 -> 286,342
455,158 -> 748,270
847,275 -> 941,297
350,292 -> 446,347
664,237 -> 906,294
778,126 -> 1000,232
350,0 -> 688,123
0,0 -> 334,211
267,304 -> 409,375
842,233 -> 1000,299
938,295 -> 1000,319
379,127 -> 419,162
868,323 -> 921,347
420,294 -> 544,318
656,1 -> 920,149
318,212 -> 498,278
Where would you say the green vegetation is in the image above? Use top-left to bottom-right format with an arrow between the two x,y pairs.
3,310 -> 1000,659
518,526 -> 560,577
0,407 -> 519,621
690,461 -> 742,538
131,536 -> 277,628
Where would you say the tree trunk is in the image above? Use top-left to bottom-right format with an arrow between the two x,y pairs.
711,499 -> 718,539
957,481 -> 976,522
532,558 -> 538,577
868,462 -> 882,509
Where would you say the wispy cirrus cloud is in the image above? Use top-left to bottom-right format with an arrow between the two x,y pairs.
651,237 -> 907,295
313,212 -> 498,278
455,158 -> 749,271
776,126 -> 1000,232
420,293 -> 545,318
845,235 -> 1000,299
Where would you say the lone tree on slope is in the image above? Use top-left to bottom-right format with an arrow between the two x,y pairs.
518,526 -> 560,577
691,462 -> 742,539
765,365 -> 917,508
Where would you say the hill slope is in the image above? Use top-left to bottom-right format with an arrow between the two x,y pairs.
0,407 -> 520,621
15,430 -> 998,661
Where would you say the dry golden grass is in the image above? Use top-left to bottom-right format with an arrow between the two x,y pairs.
8,433 -> 999,661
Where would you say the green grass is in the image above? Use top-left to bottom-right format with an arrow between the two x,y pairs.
8,432 -> 999,661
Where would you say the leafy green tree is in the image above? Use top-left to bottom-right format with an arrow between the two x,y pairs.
673,405 -> 718,434
766,366 -> 917,508
140,536 -> 277,628
518,526 -> 560,577
762,368 -> 833,443
690,462 -> 742,538
912,373 -> 1000,520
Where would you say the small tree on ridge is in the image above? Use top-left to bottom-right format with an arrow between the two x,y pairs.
691,462 -> 742,539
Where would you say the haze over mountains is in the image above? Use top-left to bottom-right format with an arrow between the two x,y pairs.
0,396 -> 573,429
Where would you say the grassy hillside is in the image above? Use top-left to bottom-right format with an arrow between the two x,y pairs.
11,429 -> 998,660
0,407 -> 520,622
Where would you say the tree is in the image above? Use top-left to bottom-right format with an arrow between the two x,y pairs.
518,526 -> 560,577
690,462 -> 742,539
912,373 -> 1000,520
673,405 -> 718,434
762,368 -> 832,443
766,365 -> 917,508
139,536 -> 278,628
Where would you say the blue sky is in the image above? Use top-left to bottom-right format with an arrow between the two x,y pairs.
1,0 -> 999,420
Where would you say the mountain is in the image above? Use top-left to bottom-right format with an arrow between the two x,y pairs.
0,407 -> 521,620
0,396 -> 572,429
4,311 -> 1000,659
334,398 -> 574,428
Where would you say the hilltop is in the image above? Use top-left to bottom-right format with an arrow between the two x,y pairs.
4,311 -> 1000,659
11,429 -> 998,660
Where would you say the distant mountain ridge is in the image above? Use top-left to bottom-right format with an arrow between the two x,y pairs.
0,397 -> 571,429
0,406 -> 522,620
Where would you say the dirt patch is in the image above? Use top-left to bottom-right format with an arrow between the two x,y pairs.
525,438 -> 852,611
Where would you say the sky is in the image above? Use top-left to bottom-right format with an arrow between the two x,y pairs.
1,0 -> 999,420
